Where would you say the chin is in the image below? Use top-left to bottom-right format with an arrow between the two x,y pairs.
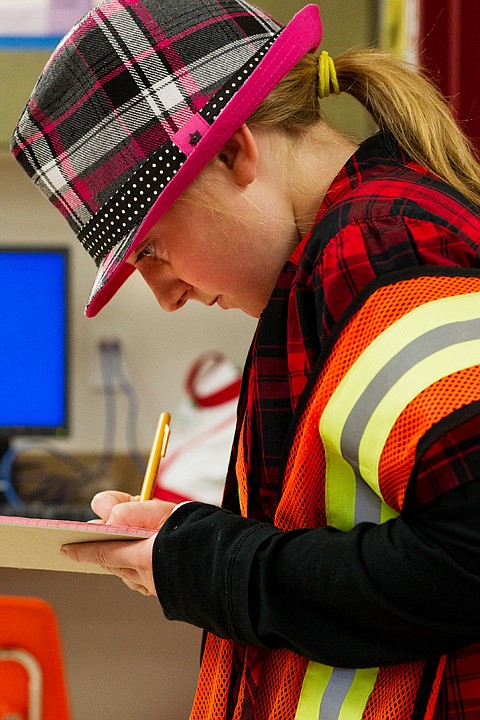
217,295 -> 263,318
243,304 -> 263,319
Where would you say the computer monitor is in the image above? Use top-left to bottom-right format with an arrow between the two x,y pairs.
0,247 -> 69,459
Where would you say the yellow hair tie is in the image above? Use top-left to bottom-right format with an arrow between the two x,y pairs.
317,50 -> 340,99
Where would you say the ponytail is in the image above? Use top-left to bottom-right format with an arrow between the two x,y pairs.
335,49 -> 480,206
249,49 -> 480,207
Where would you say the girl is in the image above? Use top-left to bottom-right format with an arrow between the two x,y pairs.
11,0 -> 480,717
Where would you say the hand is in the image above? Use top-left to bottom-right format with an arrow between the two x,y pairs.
90,490 -> 176,529
61,490 -> 177,596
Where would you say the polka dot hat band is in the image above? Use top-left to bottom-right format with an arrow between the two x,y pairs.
11,0 -> 322,317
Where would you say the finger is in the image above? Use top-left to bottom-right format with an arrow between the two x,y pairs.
91,561 -> 150,594
61,536 -> 157,594
61,539 -> 140,570
91,491 -> 133,521
107,498 -> 176,530
115,559 -> 157,596
106,566 -> 154,596
61,536 -> 154,571
121,578 -> 152,596
61,540 -> 111,567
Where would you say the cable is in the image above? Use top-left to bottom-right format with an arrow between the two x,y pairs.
108,341 -> 145,477
92,339 -> 117,479
0,445 -> 24,509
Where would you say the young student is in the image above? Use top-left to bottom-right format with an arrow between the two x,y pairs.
11,0 -> 480,717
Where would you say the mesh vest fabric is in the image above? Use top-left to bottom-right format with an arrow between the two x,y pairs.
190,271 -> 480,719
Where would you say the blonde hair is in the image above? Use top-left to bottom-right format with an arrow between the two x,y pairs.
249,49 -> 480,208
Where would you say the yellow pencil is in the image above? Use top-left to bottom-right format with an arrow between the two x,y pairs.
140,412 -> 171,501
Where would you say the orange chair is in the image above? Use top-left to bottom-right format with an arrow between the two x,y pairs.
0,596 -> 71,720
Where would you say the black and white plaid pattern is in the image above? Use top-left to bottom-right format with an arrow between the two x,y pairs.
11,0 -> 322,314
11,0 -> 281,255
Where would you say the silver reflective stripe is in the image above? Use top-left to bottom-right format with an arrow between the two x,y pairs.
341,319 -> 480,525
295,664 -> 379,720
318,669 -> 356,720
320,293 -> 480,531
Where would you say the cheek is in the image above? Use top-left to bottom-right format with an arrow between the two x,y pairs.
170,243 -> 216,284
135,261 -> 174,301
135,260 -> 157,288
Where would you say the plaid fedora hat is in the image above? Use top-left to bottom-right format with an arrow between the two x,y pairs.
11,0 -> 322,317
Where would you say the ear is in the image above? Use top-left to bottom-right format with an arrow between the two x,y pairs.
217,124 -> 259,188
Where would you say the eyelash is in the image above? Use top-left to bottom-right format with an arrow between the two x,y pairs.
136,243 -> 155,262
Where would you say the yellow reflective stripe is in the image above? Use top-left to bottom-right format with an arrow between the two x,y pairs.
320,292 -> 480,515
323,438 -> 356,530
295,662 -> 333,719
380,503 -> 398,524
337,668 -> 380,720
295,663 -> 379,720
359,339 -> 480,493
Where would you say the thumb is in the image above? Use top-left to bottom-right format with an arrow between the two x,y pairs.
107,498 -> 177,531
91,490 -> 133,522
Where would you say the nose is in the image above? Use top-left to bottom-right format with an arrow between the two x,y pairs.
136,264 -> 189,312
152,282 -> 190,312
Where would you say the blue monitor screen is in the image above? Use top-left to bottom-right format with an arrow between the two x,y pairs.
0,248 -> 68,436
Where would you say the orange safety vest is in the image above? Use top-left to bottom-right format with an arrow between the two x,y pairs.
191,270 -> 480,720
